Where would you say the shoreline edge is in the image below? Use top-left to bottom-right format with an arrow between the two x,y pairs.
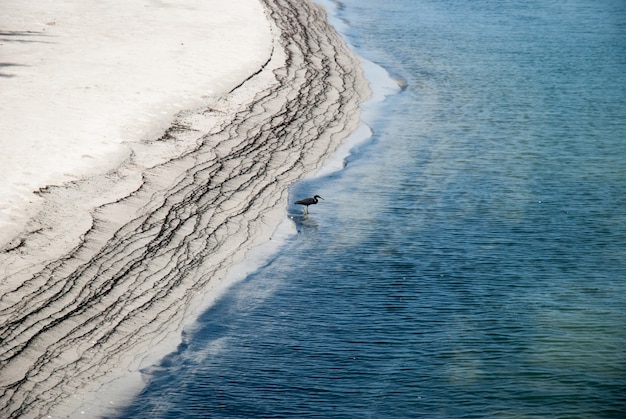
0,0 -> 371,417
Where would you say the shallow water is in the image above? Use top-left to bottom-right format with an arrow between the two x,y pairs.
118,1 -> 626,417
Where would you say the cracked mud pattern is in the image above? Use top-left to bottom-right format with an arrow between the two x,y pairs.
0,0 -> 368,416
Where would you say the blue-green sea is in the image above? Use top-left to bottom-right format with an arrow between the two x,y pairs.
118,1 -> 626,417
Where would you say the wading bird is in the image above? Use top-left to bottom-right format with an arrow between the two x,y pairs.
295,195 -> 323,214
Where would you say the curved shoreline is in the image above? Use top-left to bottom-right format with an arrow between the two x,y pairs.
0,0 -> 369,417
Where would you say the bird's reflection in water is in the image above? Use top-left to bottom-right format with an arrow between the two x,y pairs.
288,212 -> 319,233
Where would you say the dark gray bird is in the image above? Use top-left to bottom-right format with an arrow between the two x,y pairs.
295,195 -> 323,214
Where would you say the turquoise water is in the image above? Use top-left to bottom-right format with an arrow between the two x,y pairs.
118,1 -> 626,417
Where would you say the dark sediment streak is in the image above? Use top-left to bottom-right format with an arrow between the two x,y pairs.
0,0 -> 368,417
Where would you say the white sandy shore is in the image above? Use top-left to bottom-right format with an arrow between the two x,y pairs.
0,0 -> 272,248
0,0 -> 369,417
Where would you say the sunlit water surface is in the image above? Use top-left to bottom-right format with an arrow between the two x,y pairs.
118,1 -> 626,417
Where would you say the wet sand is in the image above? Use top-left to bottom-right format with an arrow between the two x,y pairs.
0,0 -> 369,417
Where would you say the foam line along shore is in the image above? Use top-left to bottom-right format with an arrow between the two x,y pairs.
0,0 -> 370,417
